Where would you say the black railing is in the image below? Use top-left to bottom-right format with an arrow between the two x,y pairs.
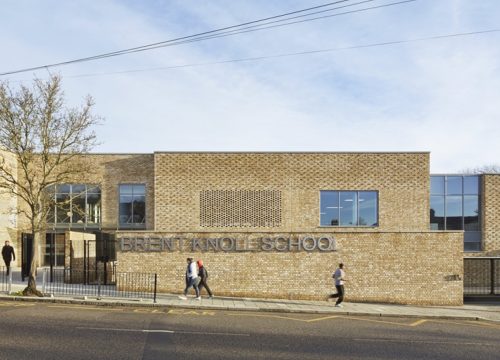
42,268 -> 157,301
0,266 -> 12,293
464,258 -> 500,296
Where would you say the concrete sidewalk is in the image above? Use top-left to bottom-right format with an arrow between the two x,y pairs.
3,282 -> 500,322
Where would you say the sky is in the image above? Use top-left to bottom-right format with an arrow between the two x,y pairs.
1,0 -> 499,172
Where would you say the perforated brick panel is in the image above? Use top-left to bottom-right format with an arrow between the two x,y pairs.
200,190 -> 281,227
482,175 -> 500,255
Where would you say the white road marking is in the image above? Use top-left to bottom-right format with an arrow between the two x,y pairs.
353,338 -> 499,347
77,327 -> 249,336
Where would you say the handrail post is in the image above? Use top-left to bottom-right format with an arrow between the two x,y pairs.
491,259 -> 495,295
42,268 -> 46,294
8,270 -> 12,294
154,273 -> 157,304
98,272 -> 101,300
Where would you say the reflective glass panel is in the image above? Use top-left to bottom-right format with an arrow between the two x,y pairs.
431,176 -> 444,195
87,186 -> 100,194
72,184 -> 86,194
446,196 -> 463,230
120,185 -> 133,195
464,195 -> 479,231
119,195 -> 133,224
132,196 -> 146,223
56,193 -> 71,223
119,184 -> 146,226
358,192 -> 377,226
463,176 -> 479,195
87,193 -> 101,224
430,195 -> 445,230
132,184 -> 146,195
47,184 -> 101,226
339,192 -> 357,226
72,193 -> 86,224
56,184 -> 71,194
320,191 -> 339,226
446,177 -> 462,195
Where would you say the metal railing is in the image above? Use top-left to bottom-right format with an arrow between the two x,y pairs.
464,258 -> 500,296
42,268 -> 157,302
0,266 -> 13,293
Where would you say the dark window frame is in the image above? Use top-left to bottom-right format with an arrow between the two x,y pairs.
118,183 -> 146,229
320,190 -> 379,227
47,184 -> 101,229
430,175 -> 481,252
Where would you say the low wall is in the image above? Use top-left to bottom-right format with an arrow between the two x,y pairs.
116,231 -> 463,305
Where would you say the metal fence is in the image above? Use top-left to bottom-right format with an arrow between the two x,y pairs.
42,268 -> 157,302
0,267 -> 12,293
464,258 -> 500,296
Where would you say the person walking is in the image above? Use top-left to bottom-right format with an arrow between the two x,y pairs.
179,257 -> 201,300
2,241 -> 15,276
329,263 -> 346,307
197,260 -> 213,298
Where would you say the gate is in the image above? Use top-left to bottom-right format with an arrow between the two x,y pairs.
464,258 -> 500,297
68,231 -> 116,285
21,233 -> 33,281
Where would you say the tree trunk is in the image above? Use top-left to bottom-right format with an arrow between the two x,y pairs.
22,230 -> 43,297
23,273 -> 43,297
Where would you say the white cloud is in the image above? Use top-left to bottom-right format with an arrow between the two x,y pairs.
1,0 -> 499,172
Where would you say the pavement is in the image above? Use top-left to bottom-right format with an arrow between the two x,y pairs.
3,278 -> 500,323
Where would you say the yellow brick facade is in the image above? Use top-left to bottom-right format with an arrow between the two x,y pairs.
117,152 -> 462,305
4,151 -> 500,305
117,231 -> 463,305
154,152 -> 430,233
482,174 -> 500,255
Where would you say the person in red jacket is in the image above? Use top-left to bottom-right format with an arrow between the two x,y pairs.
197,260 -> 213,298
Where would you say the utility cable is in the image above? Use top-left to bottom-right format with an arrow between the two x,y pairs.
0,0 -> 419,76
63,29 -> 500,79
113,0 -> 417,57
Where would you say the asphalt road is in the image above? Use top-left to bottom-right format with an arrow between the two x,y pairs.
0,301 -> 499,360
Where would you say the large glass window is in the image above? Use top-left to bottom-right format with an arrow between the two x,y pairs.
119,184 -> 146,228
46,184 -> 101,228
430,175 -> 481,251
320,191 -> 378,227
430,196 -> 444,230
86,186 -> 101,225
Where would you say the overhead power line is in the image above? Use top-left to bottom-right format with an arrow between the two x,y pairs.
63,29 -> 500,79
0,0 -> 418,77
92,0 -> 417,59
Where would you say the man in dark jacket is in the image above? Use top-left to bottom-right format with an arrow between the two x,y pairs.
197,260 -> 213,298
2,241 -> 15,275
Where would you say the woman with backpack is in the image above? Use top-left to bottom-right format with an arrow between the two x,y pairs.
197,259 -> 213,298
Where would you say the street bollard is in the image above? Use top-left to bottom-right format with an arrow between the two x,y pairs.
8,271 -> 12,294
42,268 -> 46,294
97,273 -> 101,300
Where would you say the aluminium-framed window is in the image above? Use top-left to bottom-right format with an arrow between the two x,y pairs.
320,190 -> 378,227
46,184 -> 101,228
119,184 -> 146,229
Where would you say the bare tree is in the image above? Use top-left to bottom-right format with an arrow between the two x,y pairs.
0,75 -> 101,296
461,164 -> 500,174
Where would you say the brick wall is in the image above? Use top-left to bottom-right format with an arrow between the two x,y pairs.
74,154 -> 155,230
116,231 -> 463,305
482,174 -> 500,255
154,152 -> 430,233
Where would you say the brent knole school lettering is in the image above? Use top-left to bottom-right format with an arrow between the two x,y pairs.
119,236 -> 337,252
